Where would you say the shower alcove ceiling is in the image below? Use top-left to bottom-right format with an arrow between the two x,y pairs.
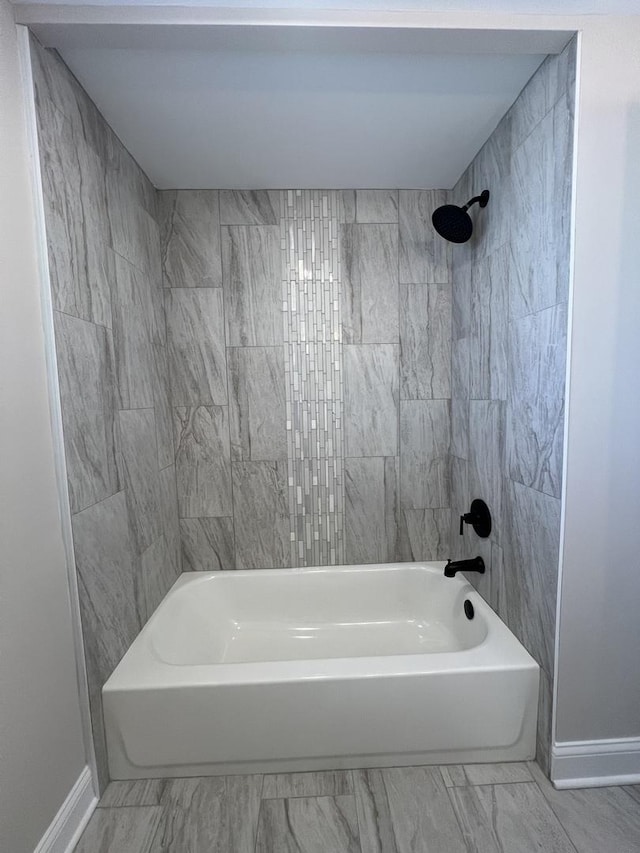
23,10 -> 576,788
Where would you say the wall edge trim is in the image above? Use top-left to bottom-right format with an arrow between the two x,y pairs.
551,736 -> 640,788
33,766 -> 97,853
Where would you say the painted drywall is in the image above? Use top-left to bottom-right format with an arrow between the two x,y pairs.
57,46 -> 543,189
0,3 -> 88,851
554,20 -> 640,744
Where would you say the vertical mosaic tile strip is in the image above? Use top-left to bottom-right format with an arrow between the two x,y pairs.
281,190 -> 345,567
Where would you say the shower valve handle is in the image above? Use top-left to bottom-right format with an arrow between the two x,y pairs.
459,499 -> 492,539
459,513 -> 472,535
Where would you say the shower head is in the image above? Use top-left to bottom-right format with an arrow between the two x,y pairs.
431,189 -> 490,244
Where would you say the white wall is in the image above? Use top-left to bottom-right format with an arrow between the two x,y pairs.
554,19 -> 640,745
0,1 -> 89,850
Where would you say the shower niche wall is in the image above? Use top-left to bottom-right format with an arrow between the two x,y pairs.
29,33 -> 575,787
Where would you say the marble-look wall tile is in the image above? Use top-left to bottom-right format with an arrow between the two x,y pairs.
344,345 -> 399,457
111,252 -> 156,409
399,190 -> 450,284
166,288 -> 227,406
219,189 -> 280,225
355,189 -> 398,223
158,190 -> 222,288
228,346 -> 287,461
180,517 -> 236,571
400,400 -> 450,509
341,223 -> 399,344
139,535 -> 177,622
450,397 -> 469,463
31,38 -> 90,148
33,42 -> 184,792
506,303 -> 567,499
174,406 -> 232,518
222,225 -> 282,347
451,336 -> 470,402
232,461 -> 290,569
450,455 -> 471,560
490,540 -> 505,616
400,283 -> 451,400
552,89 -> 574,310
339,190 -> 356,224
151,344 -> 174,471
468,400 -> 505,543
510,39 -> 576,151
397,508 -> 451,561
462,142 -> 513,263
452,259 -> 473,340
345,457 -> 399,564
510,110 -> 566,319
118,409 -> 162,554
503,479 -> 561,677
38,116 -> 114,328
469,246 -> 509,401
72,490 -> 140,673
72,491 -> 140,788
159,464 -> 181,576
106,174 -> 161,282
447,42 -> 574,769
53,311 -> 120,514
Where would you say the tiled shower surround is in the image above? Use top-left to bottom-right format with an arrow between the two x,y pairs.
30,38 -> 181,789
159,186 -> 452,573
31,34 -> 573,789
448,38 -> 576,773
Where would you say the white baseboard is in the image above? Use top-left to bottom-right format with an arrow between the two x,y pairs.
551,737 -> 640,788
34,766 -> 97,853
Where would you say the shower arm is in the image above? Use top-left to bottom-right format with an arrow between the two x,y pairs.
462,190 -> 490,212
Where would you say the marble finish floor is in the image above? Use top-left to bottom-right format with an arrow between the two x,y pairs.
74,761 -> 640,852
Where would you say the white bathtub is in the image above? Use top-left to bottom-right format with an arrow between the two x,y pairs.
103,561 -> 539,779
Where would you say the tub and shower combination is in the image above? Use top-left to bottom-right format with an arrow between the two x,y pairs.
103,561 -> 539,779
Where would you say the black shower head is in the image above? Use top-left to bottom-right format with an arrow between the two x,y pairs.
432,189 -> 490,244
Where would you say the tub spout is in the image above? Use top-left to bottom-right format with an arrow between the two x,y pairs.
444,556 -> 485,578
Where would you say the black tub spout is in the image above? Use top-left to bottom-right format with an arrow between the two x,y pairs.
444,556 -> 485,578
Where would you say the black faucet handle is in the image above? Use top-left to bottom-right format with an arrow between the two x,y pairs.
459,512 -> 473,535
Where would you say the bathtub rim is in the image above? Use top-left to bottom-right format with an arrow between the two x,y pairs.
104,561 -> 539,692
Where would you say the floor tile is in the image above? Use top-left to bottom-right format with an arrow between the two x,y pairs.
159,776 -> 227,808
529,761 -> 640,853
440,762 -> 533,788
262,770 -> 353,799
255,795 -> 361,853
354,766 -> 467,853
149,802 -> 225,852
449,782 -> 577,852
74,806 -> 162,852
150,775 -> 262,853
621,785 -> 640,804
99,779 -> 165,808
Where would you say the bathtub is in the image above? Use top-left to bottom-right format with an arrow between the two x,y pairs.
103,561 -> 539,779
